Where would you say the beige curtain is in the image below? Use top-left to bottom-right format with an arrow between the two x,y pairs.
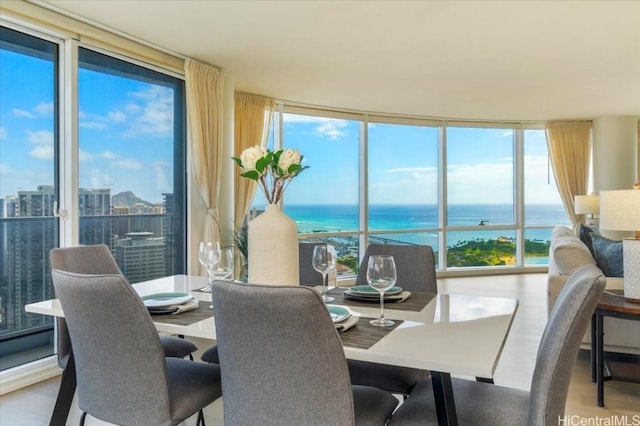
545,121 -> 592,225
234,92 -> 275,228
185,58 -> 226,248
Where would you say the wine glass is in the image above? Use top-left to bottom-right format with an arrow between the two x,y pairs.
198,241 -> 215,292
366,255 -> 396,327
312,244 -> 337,303
206,247 -> 233,307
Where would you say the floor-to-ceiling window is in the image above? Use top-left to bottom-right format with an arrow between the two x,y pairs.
0,25 -> 186,371
0,26 -> 58,370
77,48 -> 186,283
281,109 -> 361,276
445,125 -> 517,268
523,127 -> 566,265
260,106 -> 570,276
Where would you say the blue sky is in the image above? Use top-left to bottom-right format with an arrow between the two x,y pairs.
1,45 -> 561,207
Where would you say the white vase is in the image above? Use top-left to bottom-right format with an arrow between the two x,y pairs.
248,204 -> 300,285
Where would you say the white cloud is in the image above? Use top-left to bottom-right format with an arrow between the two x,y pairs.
115,159 -> 143,169
0,127 -> 6,140
101,151 -> 118,160
27,130 -> 54,145
502,130 -> 513,137
283,114 -> 349,140
79,150 -> 95,161
108,110 -> 126,122
0,163 -> 11,176
35,102 -> 54,116
154,161 -> 171,193
29,144 -> 54,160
12,109 -> 36,119
124,86 -> 173,137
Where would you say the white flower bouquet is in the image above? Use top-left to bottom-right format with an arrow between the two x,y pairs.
232,146 -> 309,204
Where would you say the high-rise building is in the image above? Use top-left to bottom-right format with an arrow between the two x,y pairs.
114,231 -> 166,284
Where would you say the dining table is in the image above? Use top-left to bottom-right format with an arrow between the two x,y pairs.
25,274 -> 519,426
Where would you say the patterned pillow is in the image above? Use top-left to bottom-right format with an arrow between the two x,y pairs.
590,234 -> 624,277
579,224 -> 599,257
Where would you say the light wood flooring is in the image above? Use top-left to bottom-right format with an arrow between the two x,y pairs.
1,273 -> 638,425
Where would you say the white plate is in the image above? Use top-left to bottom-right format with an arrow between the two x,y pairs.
349,285 -> 403,296
141,292 -> 192,308
327,305 -> 350,323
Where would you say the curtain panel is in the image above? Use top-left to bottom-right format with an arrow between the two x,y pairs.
185,58 -> 225,271
234,92 -> 275,228
545,121 -> 592,225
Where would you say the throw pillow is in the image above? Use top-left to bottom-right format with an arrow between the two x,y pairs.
590,234 -> 624,277
579,224 -> 599,257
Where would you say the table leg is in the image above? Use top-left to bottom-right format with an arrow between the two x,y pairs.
595,314 -> 604,407
591,315 -> 596,382
431,371 -> 458,426
50,351 -> 76,426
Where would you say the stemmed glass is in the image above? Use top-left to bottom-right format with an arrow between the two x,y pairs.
205,247 -> 233,307
366,255 -> 396,327
312,244 -> 337,303
198,241 -> 215,293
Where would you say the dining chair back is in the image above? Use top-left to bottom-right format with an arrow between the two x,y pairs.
388,264 -> 606,425
50,244 -> 197,367
355,243 -> 437,293
527,263 -> 606,425
50,245 -> 123,369
349,243 -> 436,395
51,269 -> 221,426
210,280 -> 399,426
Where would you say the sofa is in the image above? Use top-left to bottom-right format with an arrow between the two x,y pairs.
548,225 -> 640,355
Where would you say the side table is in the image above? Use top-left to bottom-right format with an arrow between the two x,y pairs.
590,289 -> 640,407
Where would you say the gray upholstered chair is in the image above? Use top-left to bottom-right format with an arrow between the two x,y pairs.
210,280 -> 399,425
201,241 -> 326,364
50,244 -> 197,364
348,243 -> 437,396
51,269 -> 222,426
388,264 -> 606,425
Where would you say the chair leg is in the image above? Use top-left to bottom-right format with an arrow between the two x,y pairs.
79,412 -> 87,426
196,409 -> 206,426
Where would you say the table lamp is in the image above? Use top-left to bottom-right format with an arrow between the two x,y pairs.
599,188 -> 640,302
574,194 -> 600,226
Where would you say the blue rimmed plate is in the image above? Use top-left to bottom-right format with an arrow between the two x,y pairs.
141,292 -> 192,308
349,285 -> 403,296
327,305 -> 350,323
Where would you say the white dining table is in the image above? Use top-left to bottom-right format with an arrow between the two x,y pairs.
26,274 -> 519,426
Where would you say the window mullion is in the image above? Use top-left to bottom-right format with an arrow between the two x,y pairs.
59,37 -> 79,247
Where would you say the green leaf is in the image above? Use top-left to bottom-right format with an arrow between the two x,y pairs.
231,157 -> 243,167
241,170 -> 259,181
255,156 -> 270,173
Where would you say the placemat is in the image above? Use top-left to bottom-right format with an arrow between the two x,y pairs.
149,301 -> 212,326
328,288 -> 435,312
339,317 -> 403,349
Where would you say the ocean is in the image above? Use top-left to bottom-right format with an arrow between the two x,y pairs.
282,203 -> 570,250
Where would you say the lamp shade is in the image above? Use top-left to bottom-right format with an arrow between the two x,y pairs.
574,194 -> 600,215
599,190 -> 640,231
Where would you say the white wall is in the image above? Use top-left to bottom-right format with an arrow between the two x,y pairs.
593,116 -> 638,191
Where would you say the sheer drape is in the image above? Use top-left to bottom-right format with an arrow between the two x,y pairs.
545,121 -> 592,225
234,92 -> 275,228
185,58 -> 226,257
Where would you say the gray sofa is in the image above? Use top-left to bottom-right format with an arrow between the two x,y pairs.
547,225 -> 640,355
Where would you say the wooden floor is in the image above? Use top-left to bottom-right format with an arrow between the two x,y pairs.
1,273 -> 638,425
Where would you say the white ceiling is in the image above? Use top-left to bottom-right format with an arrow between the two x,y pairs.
42,0 -> 640,121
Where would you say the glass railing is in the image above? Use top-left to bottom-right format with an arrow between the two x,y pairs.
0,213 -> 179,370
